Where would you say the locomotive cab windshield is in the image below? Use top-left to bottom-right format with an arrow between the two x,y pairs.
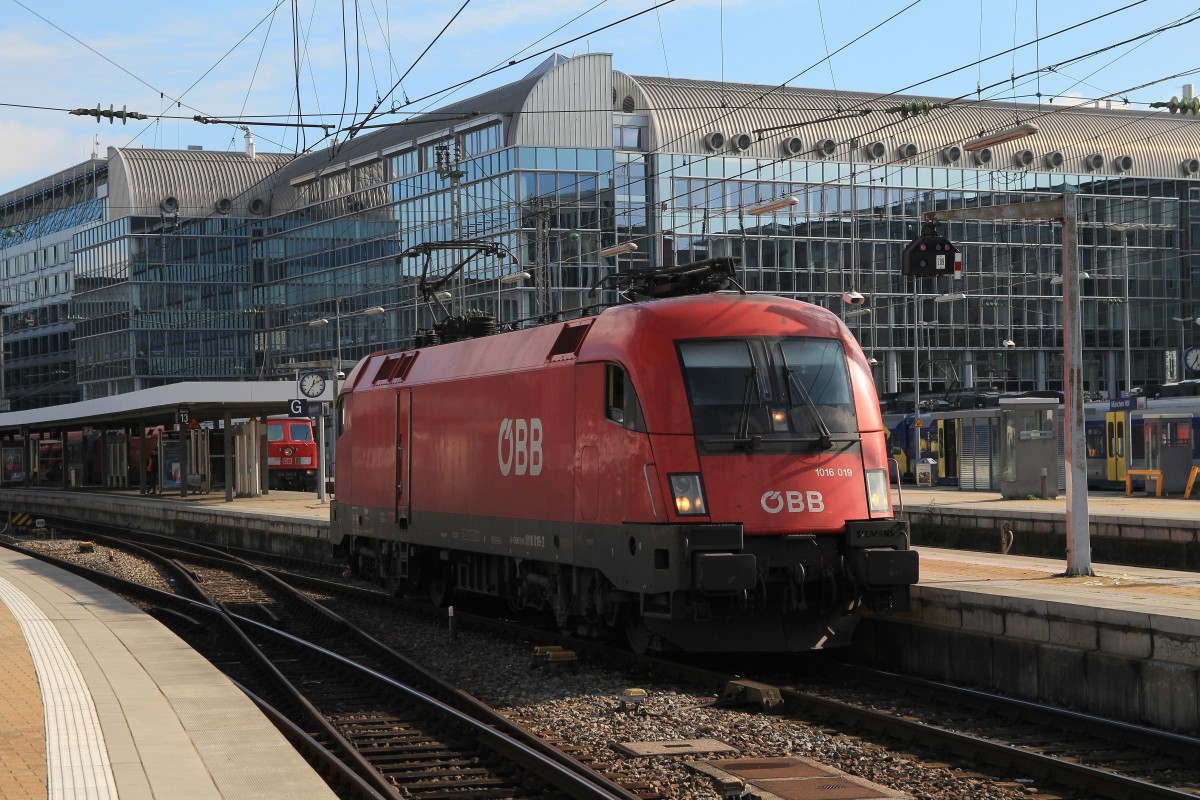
679,337 -> 859,451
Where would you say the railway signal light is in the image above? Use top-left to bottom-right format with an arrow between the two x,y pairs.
902,223 -> 959,277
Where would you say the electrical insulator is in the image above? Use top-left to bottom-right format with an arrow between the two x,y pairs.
69,104 -> 149,124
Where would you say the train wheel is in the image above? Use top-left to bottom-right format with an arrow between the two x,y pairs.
427,564 -> 453,607
624,612 -> 654,655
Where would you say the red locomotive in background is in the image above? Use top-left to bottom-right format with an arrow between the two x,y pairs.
331,259 -> 916,652
266,417 -> 318,491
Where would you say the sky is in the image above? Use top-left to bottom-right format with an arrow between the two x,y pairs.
2,0 -> 1200,191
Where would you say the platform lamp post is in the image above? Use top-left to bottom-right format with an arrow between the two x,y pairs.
0,302 -> 10,413
309,301 -> 385,496
1107,223 -> 1144,395
1172,316 -> 1197,381
598,242 -> 638,305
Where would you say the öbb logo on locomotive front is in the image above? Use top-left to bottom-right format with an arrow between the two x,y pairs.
760,490 -> 826,514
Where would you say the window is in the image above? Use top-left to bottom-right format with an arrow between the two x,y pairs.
605,364 -> 646,430
287,422 -> 312,442
613,126 -> 645,150
679,337 -> 856,439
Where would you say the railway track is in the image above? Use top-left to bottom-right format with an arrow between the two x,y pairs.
4,528 -> 650,800
297,582 -> 1200,800
13,523 -> 1200,800
777,661 -> 1200,800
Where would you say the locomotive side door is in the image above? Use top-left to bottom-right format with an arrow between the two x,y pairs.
396,389 -> 411,525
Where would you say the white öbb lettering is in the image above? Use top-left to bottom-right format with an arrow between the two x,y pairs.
760,490 -> 825,514
498,418 -> 543,476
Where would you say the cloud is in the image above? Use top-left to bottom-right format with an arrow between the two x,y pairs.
0,121 -> 152,190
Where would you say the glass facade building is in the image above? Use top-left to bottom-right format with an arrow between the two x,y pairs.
1,53 -> 1198,411
0,159 -> 105,410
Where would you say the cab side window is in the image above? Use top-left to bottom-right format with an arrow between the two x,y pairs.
605,364 -> 646,431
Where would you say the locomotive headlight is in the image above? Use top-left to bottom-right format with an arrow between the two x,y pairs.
770,408 -> 788,432
670,473 -> 707,516
865,469 -> 890,513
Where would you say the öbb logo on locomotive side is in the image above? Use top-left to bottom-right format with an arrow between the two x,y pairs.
760,490 -> 826,514
498,418 -> 543,476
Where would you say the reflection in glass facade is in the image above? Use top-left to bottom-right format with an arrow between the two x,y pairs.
0,160 -> 105,409
659,154 -> 1193,398
2,55 -> 1198,409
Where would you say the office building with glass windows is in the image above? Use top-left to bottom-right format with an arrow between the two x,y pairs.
0,158 -> 106,409
2,52 -> 1199,411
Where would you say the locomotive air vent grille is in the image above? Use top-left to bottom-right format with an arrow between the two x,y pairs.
373,352 -> 418,383
1084,153 -> 1104,171
622,95 -> 636,113
703,131 -> 726,151
547,320 -> 594,360
942,145 -> 962,164
732,132 -> 752,152
899,142 -> 919,159
781,136 -> 804,157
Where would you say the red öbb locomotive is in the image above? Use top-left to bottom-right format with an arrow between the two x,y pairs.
332,260 -> 917,652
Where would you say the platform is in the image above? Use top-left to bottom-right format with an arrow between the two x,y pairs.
0,546 -> 337,800
1,483 -> 1198,738
858,538 -> 1199,735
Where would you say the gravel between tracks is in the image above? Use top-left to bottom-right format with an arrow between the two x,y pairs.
335,604 -> 1044,800
18,537 -> 1045,800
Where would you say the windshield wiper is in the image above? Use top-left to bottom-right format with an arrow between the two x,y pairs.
735,363 -> 759,443
778,355 -> 833,450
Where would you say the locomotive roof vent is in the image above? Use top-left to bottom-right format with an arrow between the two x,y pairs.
372,351 -> 418,383
547,320 -> 593,360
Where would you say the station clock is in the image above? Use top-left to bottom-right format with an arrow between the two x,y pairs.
299,371 -> 327,398
1186,346 -> 1200,374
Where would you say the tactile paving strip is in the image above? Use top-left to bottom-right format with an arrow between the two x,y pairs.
0,574 -> 117,800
